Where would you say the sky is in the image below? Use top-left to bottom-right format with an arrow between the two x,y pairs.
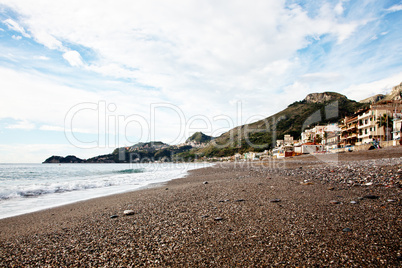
0,0 -> 401,163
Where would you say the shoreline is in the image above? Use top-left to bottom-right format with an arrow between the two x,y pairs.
1,147 -> 401,266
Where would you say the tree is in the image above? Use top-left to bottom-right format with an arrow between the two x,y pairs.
315,134 -> 322,144
376,113 -> 393,141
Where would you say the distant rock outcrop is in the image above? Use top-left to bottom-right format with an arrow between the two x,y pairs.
304,92 -> 347,104
43,155 -> 86,163
360,94 -> 386,104
186,132 -> 213,143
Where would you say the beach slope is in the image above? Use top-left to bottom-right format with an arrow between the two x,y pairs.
1,148 -> 401,267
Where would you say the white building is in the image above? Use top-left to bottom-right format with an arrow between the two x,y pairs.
392,113 -> 402,141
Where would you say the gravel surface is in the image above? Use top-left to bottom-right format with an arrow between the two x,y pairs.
1,147 -> 401,267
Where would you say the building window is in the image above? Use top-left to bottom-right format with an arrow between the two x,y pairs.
365,129 -> 368,134
365,119 -> 368,124
370,127 -> 372,132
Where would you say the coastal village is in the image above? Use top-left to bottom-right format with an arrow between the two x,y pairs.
215,99 -> 402,162
212,84 -> 402,162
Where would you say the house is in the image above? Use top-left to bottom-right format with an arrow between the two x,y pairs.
356,101 -> 402,144
301,126 -> 326,144
392,113 -> 402,141
340,116 -> 358,146
294,142 -> 324,154
272,145 -> 294,158
276,134 -> 295,147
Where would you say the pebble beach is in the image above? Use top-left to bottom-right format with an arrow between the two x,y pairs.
1,148 -> 401,267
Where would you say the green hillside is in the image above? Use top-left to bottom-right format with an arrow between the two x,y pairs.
195,92 -> 367,157
186,132 -> 213,143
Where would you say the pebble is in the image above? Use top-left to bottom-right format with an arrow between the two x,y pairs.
350,201 -> 358,204
235,199 -> 245,202
214,217 -> 223,221
270,199 -> 281,203
363,195 -> 380,200
123,210 -> 135,215
342,228 -> 352,232
110,215 -> 118,219
387,199 -> 396,202
330,200 -> 341,204
203,181 -> 208,184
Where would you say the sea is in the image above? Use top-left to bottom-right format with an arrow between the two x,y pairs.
0,162 -> 212,219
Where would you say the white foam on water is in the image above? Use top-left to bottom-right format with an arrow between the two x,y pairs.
0,162 -> 212,219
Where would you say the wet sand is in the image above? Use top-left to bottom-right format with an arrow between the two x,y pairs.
1,147 -> 401,267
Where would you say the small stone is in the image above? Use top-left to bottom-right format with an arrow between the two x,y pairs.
342,228 -> 352,232
364,195 -> 379,200
328,187 -> 335,191
203,181 -> 208,184
330,200 -> 341,204
123,210 -> 135,215
235,199 -> 245,202
387,199 -> 396,202
350,201 -> 358,204
270,199 -> 281,203
214,217 -> 223,221
165,188 -> 169,190
201,215 -> 209,218
110,215 -> 119,219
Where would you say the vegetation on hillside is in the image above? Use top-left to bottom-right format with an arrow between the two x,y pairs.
194,93 -> 368,157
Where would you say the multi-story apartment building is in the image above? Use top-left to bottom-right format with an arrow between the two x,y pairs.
357,109 -> 377,144
340,116 -> 358,146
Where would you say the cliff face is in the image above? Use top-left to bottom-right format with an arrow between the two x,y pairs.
384,82 -> 402,101
304,92 -> 347,104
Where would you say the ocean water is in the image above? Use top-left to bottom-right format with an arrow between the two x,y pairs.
0,162 -> 211,219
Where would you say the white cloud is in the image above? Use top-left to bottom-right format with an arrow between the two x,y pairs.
62,50 -> 84,67
34,55 -> 50,60
2,18 -> 30,38
11,35 -> 21,40
300,72 -> 344,84
6,120 -> 35,130
39,125 -> 64,131
386,4 -> 402,12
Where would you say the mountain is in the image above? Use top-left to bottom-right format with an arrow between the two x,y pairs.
195,92 -> 367,157
186,132 -> 213,143
360,94 -> 386,104
360,82 -> 402,103
383,82 -> 402,101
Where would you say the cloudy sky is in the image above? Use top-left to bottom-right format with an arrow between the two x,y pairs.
0,0 -> 401,163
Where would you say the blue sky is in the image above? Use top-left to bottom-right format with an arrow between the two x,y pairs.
0,0 -> 401,163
